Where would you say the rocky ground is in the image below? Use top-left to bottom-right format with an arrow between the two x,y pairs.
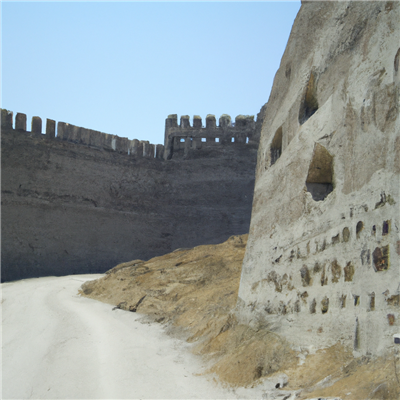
81,235 -> 400,399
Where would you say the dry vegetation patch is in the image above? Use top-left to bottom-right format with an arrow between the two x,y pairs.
80,235 -> 400,398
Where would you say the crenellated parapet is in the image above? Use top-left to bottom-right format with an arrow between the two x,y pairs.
163,114 -> 259,160
1,108 -> 260,162
0,109 -> 164,160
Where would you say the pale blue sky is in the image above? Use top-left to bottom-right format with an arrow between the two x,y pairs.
1,1 -> 301,145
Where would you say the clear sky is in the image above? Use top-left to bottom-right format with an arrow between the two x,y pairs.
1,1 -> 301,145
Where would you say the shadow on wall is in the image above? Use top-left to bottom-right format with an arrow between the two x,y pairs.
305,143 -> 334,201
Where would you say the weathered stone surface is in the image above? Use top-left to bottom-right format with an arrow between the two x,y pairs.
236,1 -> 399,357
31,116 -> 42,134
46,119 -> 56,139
1,109 -> 13,129
15,113 -> 27,131
1,126 -> 257,282
164,113 -> 260,160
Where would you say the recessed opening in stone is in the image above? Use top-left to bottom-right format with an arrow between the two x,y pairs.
387,314 -> 395,326
331,259 -> 341,283
332,234 -> 340,245
305,143 -> 334,201
353,295 -> 360,306
246,137 -> 249,144
294,300 -> 301,313
342,227 -> 350,242
382,220 -> 390,235
344,262 -> 355,282
361,249 -> 371,265
340,294 -> 347,308
215,138 -> 220,143
386,294 -> 400,307
320,265 -> 328,286
321,297 -> 329,314
356,221 -> 364,239
313,262 -> 322,273
372,245 -> 390,271
354,317 -> 360,350
309,298 -> 316,314
395,48 -> 400,73
180,138 -> 185,143
372,225 -> 376,236
300,291 -> 308,304
270,127 -> 283,166
279,301 -> 287,315
369,293 -> 375,311
299,71 -> 319,125
231,137 -> 235,143
300,265 -> 311,287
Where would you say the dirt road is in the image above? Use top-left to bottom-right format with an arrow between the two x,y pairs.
2,275 -> 240,399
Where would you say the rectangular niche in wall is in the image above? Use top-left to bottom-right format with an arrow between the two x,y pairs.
372,245 -> 390,271
270,126 -> 282,166
305,143 -> 334,201
299,71 -> 319,125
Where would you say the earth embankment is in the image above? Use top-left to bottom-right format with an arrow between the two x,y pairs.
81,235 -> 400,399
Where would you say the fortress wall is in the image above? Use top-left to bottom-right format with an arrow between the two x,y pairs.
163,114 -> 260,160
0,110 -> 163,158
1,114 -> 258,282
236,2 -> 400,357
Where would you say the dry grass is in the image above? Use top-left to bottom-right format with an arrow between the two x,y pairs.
80,235 -> 400,398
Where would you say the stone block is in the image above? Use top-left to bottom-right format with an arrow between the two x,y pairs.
16,113 -> 27,131
1,109 -> 13,129
219,114 -> 231,128
155,144 -> 164,159
193,115 -> 202,129
143,141 -> 151,157
116,137 -> 129,154
180,115 -> 190,128
129,139 -> 139,156
206,114 -> 216,129
103,133 -> 114,150
91,131 -> 105,147
31,117 -> 42,134
165,114 -> 178,130
46,119 -> 56,139
57,122 -> 66,139
80,128 -> 90,145
235,114 -> 254,128
137,141 -> 144,157
148,144 -> 155,158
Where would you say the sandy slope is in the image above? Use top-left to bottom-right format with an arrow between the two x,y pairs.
80,235 -> 400,400
2,274 -> 245,399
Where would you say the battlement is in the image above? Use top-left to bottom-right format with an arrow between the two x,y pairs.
164,114 -> 259,160
1,109 -> 260,162
0,109 -> 165,160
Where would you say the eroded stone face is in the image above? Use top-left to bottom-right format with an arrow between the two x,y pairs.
237,2 -> 399,357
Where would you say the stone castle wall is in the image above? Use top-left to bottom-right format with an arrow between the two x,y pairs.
236,1 -> 399,357
1,109 -> 260,282
2,109 -> 260,161
1,109 -> 165,159
164,114 -> 259,160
